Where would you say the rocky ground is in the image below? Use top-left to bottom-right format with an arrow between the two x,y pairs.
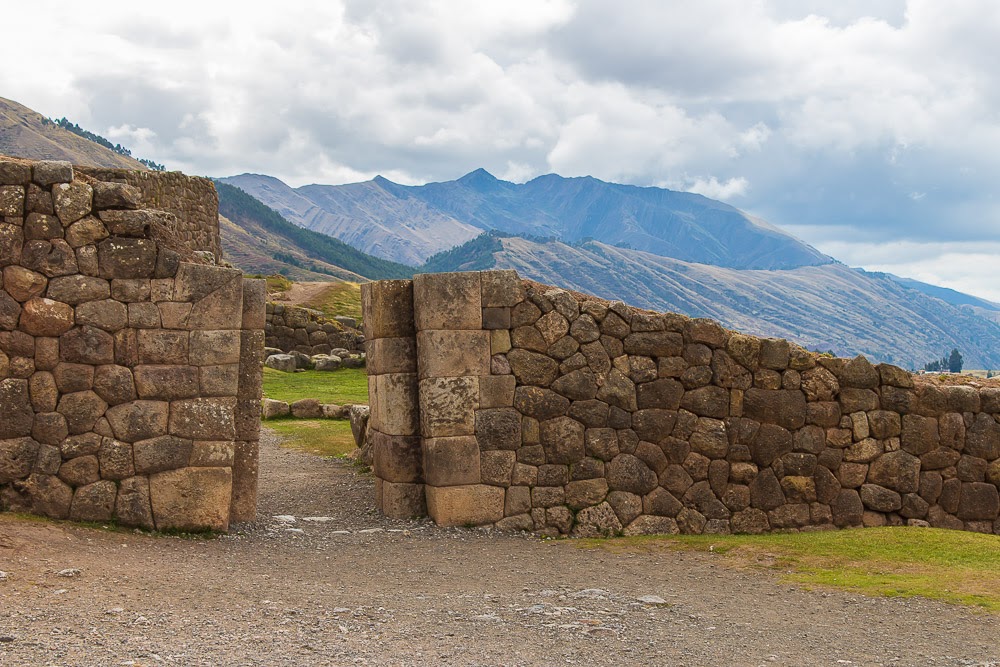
1,430 -> 998,666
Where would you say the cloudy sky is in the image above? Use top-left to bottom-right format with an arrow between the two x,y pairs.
5,1 -> 1000,299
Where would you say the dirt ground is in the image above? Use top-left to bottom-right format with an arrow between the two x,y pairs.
1,430 -> 998,667
271,281 -> 335,307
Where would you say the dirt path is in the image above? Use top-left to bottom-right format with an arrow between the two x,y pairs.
1,431 -> 998,666
274,281 -> 338,308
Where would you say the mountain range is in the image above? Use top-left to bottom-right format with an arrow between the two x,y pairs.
3,95 -> 1000,368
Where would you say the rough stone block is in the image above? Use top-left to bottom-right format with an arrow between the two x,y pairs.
479,375 -> 516,409
97,237 -> 157,279
127,302 -> 161,328
24,473 -> 73,519
425,483 -> 504,526
168,397 -> 237,440
189,329 -> 241,366
150,466 -> 233,532
418,376 -> 477,437
365,337 -> 417,375
32,161 -> 73,186
423,435 -> 481,487
367,372 -> 419,436
360,280 -> 414,339
69,480 -> 116,522
56,390 -> 108,435
137,329 -> 189,365
46,275 -> 111,305
416,330 -> 489,379
134,365 -> 200,400
105,400 -> 170,442
413,272 -> 482,331
480,270 -> 524,308
115,476 -> 154,529
380,481 -> 426,519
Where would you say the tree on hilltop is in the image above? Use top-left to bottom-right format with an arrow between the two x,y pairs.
948,348 -> 963,373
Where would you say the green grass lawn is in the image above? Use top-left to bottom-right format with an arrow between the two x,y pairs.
262,366 -> 369,405
576,527 -> 1000,612
266,419 -> 359,458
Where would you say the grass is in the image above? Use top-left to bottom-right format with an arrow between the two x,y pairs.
262,367 -> 369,405
266,419 -> 358,458
302,281 -> 363,322
574,527 -> 1000,612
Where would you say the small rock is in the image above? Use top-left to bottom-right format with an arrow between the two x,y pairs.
56,568 -> 81,578
637,594 -> 668,605
273,515 -> 296,523
0,571 -> 9,581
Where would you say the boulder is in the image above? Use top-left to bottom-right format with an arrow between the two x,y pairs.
264,354 -> 296,372
261,398 -> 290,419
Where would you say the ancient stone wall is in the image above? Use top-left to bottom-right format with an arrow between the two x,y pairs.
1,157 -> 263,532
264,303 -> 362,356
77,167 -> 221,262
363,270 -> 1000,536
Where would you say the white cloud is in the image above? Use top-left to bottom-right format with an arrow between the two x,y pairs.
682,176 -> 750,201
1,1 -> 1000,296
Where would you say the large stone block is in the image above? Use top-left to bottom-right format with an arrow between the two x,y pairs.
115,475 -> 154,529
169,397 -> 237,440
965,413 -> 1000,460
425,483 -> 504,526
150,466 -> 233,532
189,330 -> 241,366
56,390 -> 108,435
52,181 -> 92,225
60,325 -> 114,364
94,364 -> 137,405
366,336 -> 417,375
475,408 -> 522,451
361,280 -> 414,339
416,330 -> 490,379
137,329 -> 189,365
371,431 -> 423,483
418,376 -> 477,437
45,275 -> 111,305
368,372 -> 419,436
423,435 -> 480,486
413,272 -> 482,331
23,473 -> 73,519
134,365 -> 200,400
0,378 -> 34,438
0,161 -> 31,185
957,482 -> 1000,521
480,270 -> 524,308
0,436 -> 38,483
743,388 -> 806,430
3,265 -> 47,301
97,238 -> 157,278
229,440 -> 259,523
540,415 -> 585,464
506,348 -> 559,387
867,450 -> 920,493
133,435 -> 193,474
75,299 -> 127,331
105,400 -> 170,442
69,480 -> 116,522
380,481 -> 427,519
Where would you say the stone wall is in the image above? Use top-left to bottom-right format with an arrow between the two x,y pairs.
362,270 -> 1000,536
1,157 -> 263,532
77,167 -> 221,262
264,303 -> 363,356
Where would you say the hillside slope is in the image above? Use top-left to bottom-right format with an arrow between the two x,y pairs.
221,170 -> 831,269
427,233 -> 1000,369
216,182 -> 413,280
0,96 -> 145,169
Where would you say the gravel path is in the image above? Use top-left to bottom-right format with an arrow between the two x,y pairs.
1,429 -> 998,666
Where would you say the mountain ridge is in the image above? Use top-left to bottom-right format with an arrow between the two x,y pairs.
220,170 -> 833,269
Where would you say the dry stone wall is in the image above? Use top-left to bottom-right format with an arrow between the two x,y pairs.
77,167 -> 221,262
363,270 -> 1000,536
0,157 -> 263,532
265,303 -> 362,356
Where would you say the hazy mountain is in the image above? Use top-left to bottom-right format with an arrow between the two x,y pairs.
425,233 -> 1000,369
0,96 -> 146,169
215,182 -> 413,281
221,170 -> 832,269
220,173 -> 482,266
